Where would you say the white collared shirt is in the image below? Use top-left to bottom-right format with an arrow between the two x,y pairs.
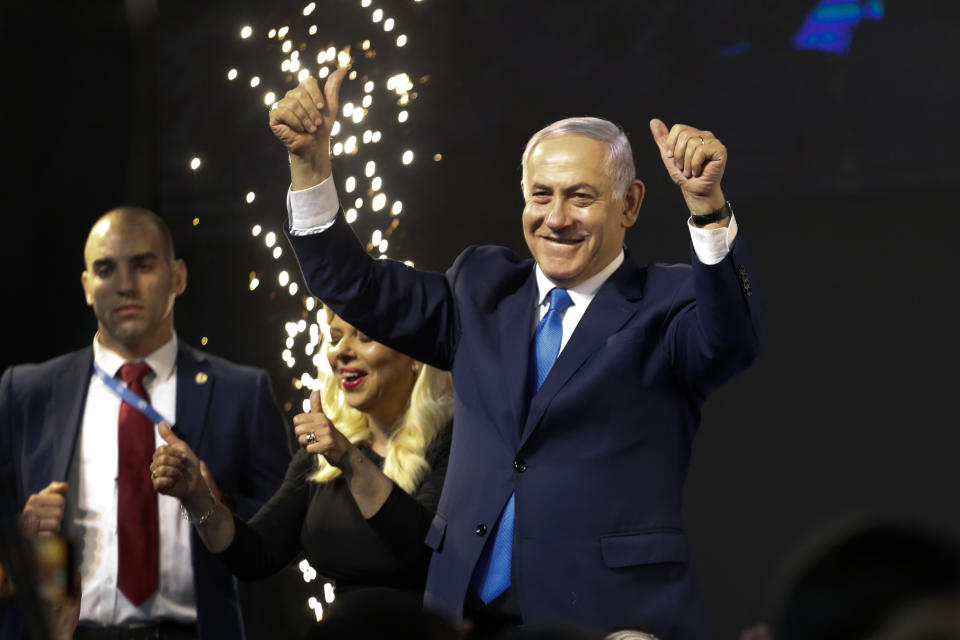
66,333 -> 196,625
286,175 -> 740,352
531,252 -> 624,353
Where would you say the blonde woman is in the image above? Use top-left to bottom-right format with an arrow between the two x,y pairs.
151,309 -> 453,608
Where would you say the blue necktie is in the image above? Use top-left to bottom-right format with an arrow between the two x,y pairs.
471,288 -> 573,603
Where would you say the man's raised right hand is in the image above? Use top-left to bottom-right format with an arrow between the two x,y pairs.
269,69 -> 347,157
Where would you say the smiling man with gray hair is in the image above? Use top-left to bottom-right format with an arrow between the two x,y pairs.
274,69 -> 764,638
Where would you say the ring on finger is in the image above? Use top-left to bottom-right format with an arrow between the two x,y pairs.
151,469 -> 158,480
698,135 -> 705,145
305,432 -> 317,444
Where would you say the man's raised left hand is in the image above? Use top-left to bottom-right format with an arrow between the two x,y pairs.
650,118 -> 727,215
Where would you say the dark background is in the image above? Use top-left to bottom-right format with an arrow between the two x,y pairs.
2,0 -> 959,637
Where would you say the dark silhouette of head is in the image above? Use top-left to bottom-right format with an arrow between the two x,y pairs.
775,519 -> 960,640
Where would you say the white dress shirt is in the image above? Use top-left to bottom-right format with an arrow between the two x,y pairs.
287,175 -> 740,353
66,333 -> 196,625
530,252 -> 624,352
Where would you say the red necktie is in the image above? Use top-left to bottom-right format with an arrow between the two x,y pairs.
117,362 -> 159,605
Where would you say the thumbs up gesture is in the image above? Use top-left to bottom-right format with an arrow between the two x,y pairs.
151,422 -> 205,502
270,68 -> 348,157
293,389 -> 353,468
649,118 -> 728,215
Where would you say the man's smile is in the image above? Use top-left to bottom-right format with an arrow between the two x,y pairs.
538,235 -> 585,245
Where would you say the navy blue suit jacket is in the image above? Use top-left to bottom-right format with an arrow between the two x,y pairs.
0,342 -> 291,639
287,214 -> 764,639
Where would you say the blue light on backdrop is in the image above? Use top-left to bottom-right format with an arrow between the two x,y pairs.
793,0 -> 884,53
719,0 -> 884,57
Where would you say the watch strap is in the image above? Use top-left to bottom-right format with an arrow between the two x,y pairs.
690,201 -> 733,227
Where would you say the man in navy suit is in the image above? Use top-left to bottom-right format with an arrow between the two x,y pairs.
273,71 -> 763,638
0,207 -> 290,639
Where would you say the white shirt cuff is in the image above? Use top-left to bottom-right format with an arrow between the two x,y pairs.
287,175 -> 340,236
687,213 -> 739,266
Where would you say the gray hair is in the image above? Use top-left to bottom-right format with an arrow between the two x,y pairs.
521,117 -> 636,199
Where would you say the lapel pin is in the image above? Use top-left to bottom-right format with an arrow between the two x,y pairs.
195,372 -> 208,385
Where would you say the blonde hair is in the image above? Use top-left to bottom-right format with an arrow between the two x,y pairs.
309,362 -> 453,494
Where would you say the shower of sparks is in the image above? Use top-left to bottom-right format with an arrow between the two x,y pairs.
231,0 -> 426,361
195,1 -> 435,618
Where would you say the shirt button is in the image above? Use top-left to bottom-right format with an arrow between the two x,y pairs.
513,459 -> 527,473
475,523 -> 487,536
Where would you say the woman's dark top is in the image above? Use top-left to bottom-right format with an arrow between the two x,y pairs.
217,429 -> 450,595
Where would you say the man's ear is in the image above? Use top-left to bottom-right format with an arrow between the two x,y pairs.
173,259 -> 187,296
621,180 -> 645,229
80,270 -> 93,306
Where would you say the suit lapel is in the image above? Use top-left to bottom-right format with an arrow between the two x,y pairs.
51,349 -> 94,481
520,256 -> 646,446
497,270 -> 539,448
174,344 -> 213,449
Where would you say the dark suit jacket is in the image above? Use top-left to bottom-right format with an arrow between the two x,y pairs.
0,342 -> 291,639
287,214 -> 764,639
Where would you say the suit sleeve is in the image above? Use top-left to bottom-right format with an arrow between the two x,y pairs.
0,368 -> 17,514
232,369 -> 292,520
285,214 -> 460,370
662,235 -> 765,396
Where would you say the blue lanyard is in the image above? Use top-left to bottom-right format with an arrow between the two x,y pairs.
93,362 -> 173,426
